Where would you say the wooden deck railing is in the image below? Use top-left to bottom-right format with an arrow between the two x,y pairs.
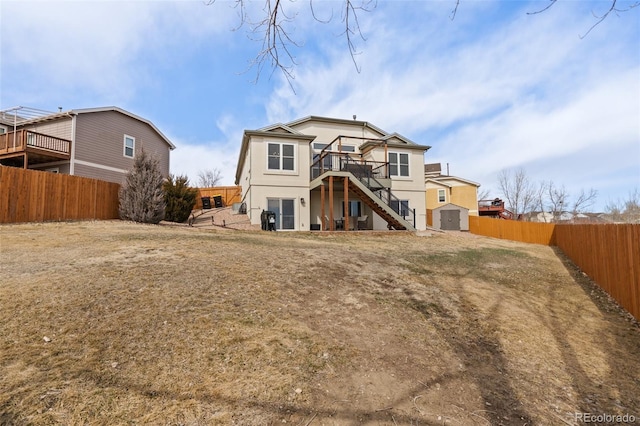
0,130 -> 71,156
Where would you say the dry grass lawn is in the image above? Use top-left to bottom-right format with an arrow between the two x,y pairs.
1,221 -> 639,425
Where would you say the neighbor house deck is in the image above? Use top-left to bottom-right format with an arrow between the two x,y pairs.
0,130 -> 71,168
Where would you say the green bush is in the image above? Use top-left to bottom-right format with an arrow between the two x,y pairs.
163,174 -> 198,223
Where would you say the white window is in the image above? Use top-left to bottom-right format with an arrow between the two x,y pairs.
267,198 -> 296,230
438,189 -> 446,203
124,135 -> 135,158
389,152 -> 409,177
313,143 -> 329,150
342,200 -> 362,217
267,142 -> 295,171
0,126 -> 6,134
391,199 -> 410,218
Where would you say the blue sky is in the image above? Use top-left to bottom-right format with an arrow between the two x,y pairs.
1,0 -> 639,211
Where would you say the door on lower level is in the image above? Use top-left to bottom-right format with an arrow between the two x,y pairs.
440,209 -> 461,231
267,198 -> 295,230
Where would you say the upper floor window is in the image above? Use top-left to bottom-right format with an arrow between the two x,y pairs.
124,135 -> 135,158
438,189 -> 446,203
0,126 -> 6,134
389,152 -> 409,177
313,143 -> 329,150
268,142 -> 295,171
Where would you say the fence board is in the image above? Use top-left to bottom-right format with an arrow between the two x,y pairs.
554,223 -> 640,321
194,186 -> 242,209
469,216 -> 556,245
470,215 -> 640,321
0,166 -> 120,223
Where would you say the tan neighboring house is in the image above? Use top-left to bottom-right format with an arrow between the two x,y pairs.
425,163 -> 480,215
235,116 -> 431,231
0,106 -> 175,183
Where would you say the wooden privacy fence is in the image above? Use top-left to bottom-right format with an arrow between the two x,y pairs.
469,216 -> 556,245
0,166 -> 120,223
469,216 -> 640,321
194,186 -> 242,210
554,224 -> 639,322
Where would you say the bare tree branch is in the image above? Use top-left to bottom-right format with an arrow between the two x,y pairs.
527,0 -> 640,38
197,168 -> 223,188
571,188 -> 598,218
205,0 -> 375,86
498,167 -> 536,219
579,0 -> 640,39
341,0 -> 376,73
527,0 -> 559,16
450,0 -> 461,21
546,181 -> 569,222
206,0 -> 637,84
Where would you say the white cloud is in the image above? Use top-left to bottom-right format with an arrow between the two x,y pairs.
0,1 -> 236,103
263,1 -> 639,210
169,138 -> 240,187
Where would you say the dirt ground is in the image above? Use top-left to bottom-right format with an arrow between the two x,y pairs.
1,220 -> 639,425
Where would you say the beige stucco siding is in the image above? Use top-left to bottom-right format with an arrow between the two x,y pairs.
247,184 -> 309,230
291,121 -> 383,143
247,135 -> 310,187
74,111 -> 170,182
241,135 -> 312,230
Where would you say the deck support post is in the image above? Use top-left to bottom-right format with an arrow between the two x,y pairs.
328,176 -> 334,231
321,180 -> 326,230
344,176 -> 349,231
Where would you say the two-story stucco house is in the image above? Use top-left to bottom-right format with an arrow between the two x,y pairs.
0,106 -> 175,183
235,116 -> 431,231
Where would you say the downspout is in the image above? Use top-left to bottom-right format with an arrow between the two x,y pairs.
69,113 -> 77,175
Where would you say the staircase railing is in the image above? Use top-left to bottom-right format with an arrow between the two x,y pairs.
369,187 -> 416,228
311,151 -> 416,229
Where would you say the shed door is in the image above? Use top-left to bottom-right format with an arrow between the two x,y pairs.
440,210 -> 461,231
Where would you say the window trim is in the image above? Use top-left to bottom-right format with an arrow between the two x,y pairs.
388,151 -> 410,178
267,142 -> 297,173
438,189 -> 447,203
123,134 -> 135,158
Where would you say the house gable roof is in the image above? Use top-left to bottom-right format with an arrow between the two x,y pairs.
234,127 -> 317,184
0,106 -> 175,150
426,175 -> 480,187
433,202 -> 469,212
72,107 -> 175,150
257,123 -> 305,135
285,115 -> 388,138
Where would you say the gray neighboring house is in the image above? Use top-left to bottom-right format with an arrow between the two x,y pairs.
0,106 -> 175,183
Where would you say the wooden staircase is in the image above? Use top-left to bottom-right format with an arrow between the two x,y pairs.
347,180 -> 410,230
310,170 -> 416,231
